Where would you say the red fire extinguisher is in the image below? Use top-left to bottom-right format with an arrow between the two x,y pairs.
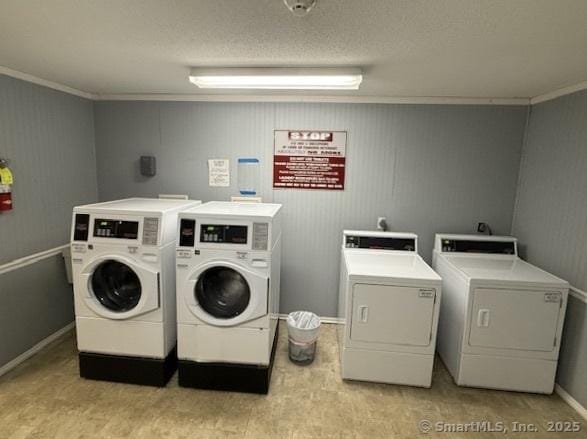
0,184 -> 12,211
0,159 -> 13,212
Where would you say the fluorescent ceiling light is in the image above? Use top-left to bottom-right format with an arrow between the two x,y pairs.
189,68 -> 363,90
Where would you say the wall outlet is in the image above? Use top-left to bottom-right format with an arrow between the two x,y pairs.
377,217 -> 387,231
477,222 -> 492,235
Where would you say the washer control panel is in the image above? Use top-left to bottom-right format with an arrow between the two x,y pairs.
200,224 -> 248,244
94,219 -> 139,240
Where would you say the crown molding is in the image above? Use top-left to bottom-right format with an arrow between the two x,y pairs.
94,93 -> 528,105
0,66 -> 96,99
530,81 -> 587,105
1,65 -> 585,106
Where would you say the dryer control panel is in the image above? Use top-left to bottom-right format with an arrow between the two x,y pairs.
345,235 -> 416,252
440,238 -> 516,255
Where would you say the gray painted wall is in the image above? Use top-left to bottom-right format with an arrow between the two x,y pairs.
94,101 -> 527,317
0,75 -> 98,263
512,90 -> 587,407
557,295 -> 587,407
0,75 -> 97,369
0,255 -> 74,367
2,73 -> 585,411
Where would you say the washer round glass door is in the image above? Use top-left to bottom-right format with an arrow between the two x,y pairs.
91,260 -> 142,312
195,266 -> 251,319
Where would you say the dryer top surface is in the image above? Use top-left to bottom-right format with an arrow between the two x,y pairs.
442,255 -> 568,287
344,251 -> 440,283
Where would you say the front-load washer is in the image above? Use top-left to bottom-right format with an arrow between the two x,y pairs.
71,197 -> 201,386
432,234 -> 569,393
176,201 -> 282,394
338,230 -> 442,387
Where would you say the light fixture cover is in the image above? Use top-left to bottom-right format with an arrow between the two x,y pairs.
189,68 -> 363,90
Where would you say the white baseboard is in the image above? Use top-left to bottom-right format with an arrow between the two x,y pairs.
555,384 -> 587,421
278,313 -> 343,325
0,322 -> 75,378
569,286 -> 587,304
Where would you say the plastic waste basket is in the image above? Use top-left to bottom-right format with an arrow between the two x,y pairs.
286,311 -> 321,364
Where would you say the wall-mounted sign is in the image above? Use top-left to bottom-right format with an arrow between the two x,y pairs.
273,130 -> 347,190
208,159 -> 230,187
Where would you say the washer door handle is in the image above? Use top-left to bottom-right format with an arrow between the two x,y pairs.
358,305 -> 369,323
156,272 -> 161,308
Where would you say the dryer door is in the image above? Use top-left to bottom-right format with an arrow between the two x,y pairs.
350,283 -> 437,346
81,255 -> 160,320
185,261 -> 268,326
468,288 -> 563,352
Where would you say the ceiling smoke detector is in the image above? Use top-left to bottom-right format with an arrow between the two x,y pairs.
283,0 -> 317,17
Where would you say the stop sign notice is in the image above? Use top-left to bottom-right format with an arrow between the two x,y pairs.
273,130 -> 347,191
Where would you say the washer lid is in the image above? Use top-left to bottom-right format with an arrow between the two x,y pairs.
344,252 -> 441,283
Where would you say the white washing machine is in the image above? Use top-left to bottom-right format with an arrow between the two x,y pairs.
175,201 -> 282,394
71,198 -> 201,386
338,230 -> 442,387
432,234 -> 569,393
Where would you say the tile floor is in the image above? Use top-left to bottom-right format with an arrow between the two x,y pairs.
0,322 -> 584,438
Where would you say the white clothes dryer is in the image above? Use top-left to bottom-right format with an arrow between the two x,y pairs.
338,231 -> 442,387
432,234 -> 569,393
71,198 -> 201,386
175,201 -> 282,394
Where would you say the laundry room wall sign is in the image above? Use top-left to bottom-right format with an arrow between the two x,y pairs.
273,130 -> 347,190
208,159 -> 230,187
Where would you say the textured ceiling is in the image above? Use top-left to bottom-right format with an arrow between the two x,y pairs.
0,0 -> 586,98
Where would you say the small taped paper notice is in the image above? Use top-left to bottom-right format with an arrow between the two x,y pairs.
208,159 -> 230,187
0,167 -> 13,185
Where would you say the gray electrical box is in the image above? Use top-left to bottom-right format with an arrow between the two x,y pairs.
140,156 -> 156,177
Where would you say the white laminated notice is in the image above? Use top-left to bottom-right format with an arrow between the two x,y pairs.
208,159 -> 230,187
142,217 -> 159,245
252,223 -> 269,251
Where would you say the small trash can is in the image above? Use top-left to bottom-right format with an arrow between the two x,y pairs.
286,311 -> 321,364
